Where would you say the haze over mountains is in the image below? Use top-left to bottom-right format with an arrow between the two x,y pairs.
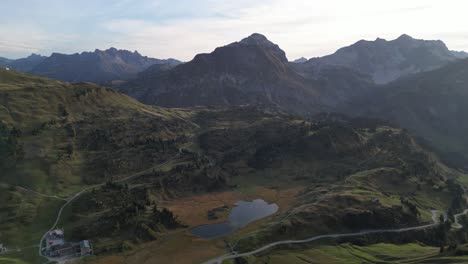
349,58 -> 468,165
299,34 -> 467,84
0,53 -> 48,72
1,48 -> 181,83
2,33 -> 468,164
117,33 -> 468,168
116,33 -> 465,113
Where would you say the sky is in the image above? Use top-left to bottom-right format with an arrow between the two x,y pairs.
1,0 -> 467,61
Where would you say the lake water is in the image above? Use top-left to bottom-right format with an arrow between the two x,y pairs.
191,199 -> 279,239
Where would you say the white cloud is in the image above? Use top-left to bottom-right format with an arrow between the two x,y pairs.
98,0 -> 468,61
1,0 -> 467,60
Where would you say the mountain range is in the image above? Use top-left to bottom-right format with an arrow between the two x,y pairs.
1,48 -> 181,83
117,33 -> 467,113
1,54 -> 48,72
297,34 -> 467,84
5,53 -> 48,72
119,34 -> 382,114
2,34 -> 467,161
115,33 -> 468,167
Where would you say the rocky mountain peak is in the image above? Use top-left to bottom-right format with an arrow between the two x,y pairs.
396,34 -> 414,41
27,53 -> 45,59
308,34 -> 462,84
239,33 -> 272,46
229,33 -> 288,62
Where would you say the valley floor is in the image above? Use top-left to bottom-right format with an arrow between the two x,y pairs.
4,175 -> 468,264
65,190 -> 468,264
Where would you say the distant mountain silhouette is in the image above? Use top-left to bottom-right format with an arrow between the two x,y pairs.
0,57 -> 12,67
300,34 -> 467,84
0,54 -> 47,72
28,48 -> 180,83
7,54 -> 47,72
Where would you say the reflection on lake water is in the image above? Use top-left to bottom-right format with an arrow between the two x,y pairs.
191,199 -> 279,239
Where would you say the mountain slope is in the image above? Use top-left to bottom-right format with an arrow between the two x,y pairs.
197,112 -> 464,252
120,34 -> 334,114
0,57 -> 12,67
303,34 -> 466,84
0,69 -> 195,191
349,58 -> 468,167
0,69 -> 222,262
6,54 -> 47,72
290,62 -> 375,107
30,48 -> 180,83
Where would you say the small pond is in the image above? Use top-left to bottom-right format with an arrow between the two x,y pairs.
191,199 -> 279,239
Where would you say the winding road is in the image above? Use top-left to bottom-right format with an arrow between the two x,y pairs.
452,205 -> 468,229
202,209 -> 467,264
37,157 -> 177,263
16,186 -> 68,201
30,157 -> 468,264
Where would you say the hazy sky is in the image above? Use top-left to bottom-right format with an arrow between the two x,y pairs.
1,0 -> 467,60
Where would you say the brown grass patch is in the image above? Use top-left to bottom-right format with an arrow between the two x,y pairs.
161,186 -> 303,227
160,191 -> 246,227
127,232 -> 225,264
84,186 -> 304,264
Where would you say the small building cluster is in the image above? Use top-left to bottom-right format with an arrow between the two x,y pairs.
43,229 -> 93,258
46,229 -> 65,250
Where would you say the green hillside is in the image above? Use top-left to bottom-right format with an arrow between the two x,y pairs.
1,69 -> 468,264
0,69 -> 196,192
350,59 -> 468,169
0,69 -> 198,262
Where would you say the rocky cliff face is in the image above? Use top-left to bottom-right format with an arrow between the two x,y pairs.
299,34 -> 466,84
120,33 -> 329,115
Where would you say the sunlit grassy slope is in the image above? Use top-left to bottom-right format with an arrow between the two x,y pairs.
0,69 -> 196,263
